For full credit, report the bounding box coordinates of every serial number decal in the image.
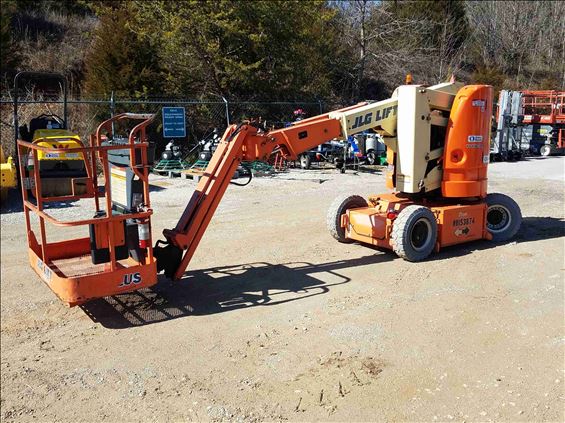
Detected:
[466,144,482,149]
[453,217,475,227]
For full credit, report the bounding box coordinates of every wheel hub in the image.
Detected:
[487,205,511,233]
[410,218,431,251]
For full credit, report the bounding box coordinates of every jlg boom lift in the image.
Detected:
[18,81,521,306]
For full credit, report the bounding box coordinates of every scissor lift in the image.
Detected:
[17,114,158,306]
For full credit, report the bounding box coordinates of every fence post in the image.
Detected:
[110,91,115,135]
[222,96,230,126]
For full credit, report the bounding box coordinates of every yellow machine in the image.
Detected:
[26,128,87,196]
[0,146,17,203]
[14,71,87,197]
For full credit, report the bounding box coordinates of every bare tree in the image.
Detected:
[433,12,469,83]
[333,0,431,98]
[466,0,565,89]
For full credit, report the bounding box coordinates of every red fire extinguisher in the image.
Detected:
[137,219,150,249]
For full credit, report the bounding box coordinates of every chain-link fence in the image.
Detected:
[0,96,327,160]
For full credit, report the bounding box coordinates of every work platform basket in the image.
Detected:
[17,113,158,306]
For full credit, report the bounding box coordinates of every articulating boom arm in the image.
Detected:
[154,80,466,280]
[154,82,465,280]
[154,101,396,280]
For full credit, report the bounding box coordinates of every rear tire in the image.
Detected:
[327,194,367,243]
[391,205,437,261]
[199,151,212,161]
[540,144,552,157]
[485,193,521,242]
[366,150,376,165]
[334,157,344,169]
[300,154,311,169]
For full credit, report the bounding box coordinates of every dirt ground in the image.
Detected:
[1,157,564,422]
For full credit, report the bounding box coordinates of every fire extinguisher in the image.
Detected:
[23,152,36,191]
[137,219,150,249]
[26,151,35,171]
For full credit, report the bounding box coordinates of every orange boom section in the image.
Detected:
[442,85,493,198]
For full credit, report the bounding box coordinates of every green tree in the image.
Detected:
[0,0,19,85]
[134,0,349,101]
[14,0,93,15]
[83,2,164,98]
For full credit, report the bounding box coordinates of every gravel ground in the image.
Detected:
[1,157,564,422]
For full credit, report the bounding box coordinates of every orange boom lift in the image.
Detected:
[19,82,521,306]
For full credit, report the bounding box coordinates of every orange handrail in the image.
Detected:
[18,113,156,273]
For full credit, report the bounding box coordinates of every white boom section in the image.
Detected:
[329,97,398,138]
[330,82,463,193]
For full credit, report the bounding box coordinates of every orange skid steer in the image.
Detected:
[18,82,521,306]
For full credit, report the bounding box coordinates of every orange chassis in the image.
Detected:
[344,193,492,251]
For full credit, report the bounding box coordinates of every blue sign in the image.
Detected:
[162,107,186,138]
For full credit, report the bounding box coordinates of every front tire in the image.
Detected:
[327,194,367,243]
[485,193,521,242]
[391,205,438,261]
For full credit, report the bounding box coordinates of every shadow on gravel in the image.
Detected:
[1,189,24,213]
[508,156,562,162]
[81,254,389,329]
[80,217,562,328]
[435,216,565,260]
[349,165,384,175]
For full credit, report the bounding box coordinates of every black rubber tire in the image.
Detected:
[391,205,438,261]
[485,193,522,242]
[327,194,367,243]
[334,157,344,169]
[300,154,311,169]
[540,144,552,157]
[366,150,376,165]
[199,151,212,161]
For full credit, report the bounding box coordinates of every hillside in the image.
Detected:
[2,0,564,102]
